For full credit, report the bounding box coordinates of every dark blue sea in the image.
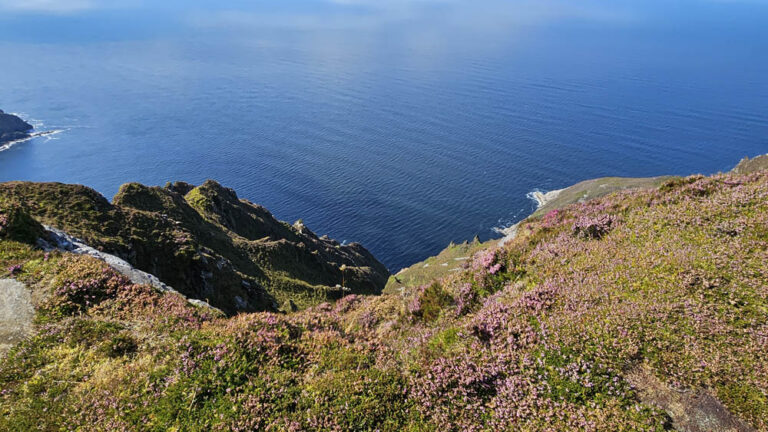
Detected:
[1,0,767,270]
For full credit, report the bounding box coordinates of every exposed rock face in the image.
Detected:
[38,224,223,313]
[0,180,389,314]
[0,110,33,144]
[627,365,757,432]
[0,279,34,358]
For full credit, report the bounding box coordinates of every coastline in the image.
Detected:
[0,130,64,153]
[527,188,564,209]
[496,187,563,246]
[386,171,694,291]
[488,155,768,259]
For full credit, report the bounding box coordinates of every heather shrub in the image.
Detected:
[98,333,138,358]
[358,309,379,330]
[470,297,511,342]
[454,282,476,316]
[48,256,132,316]
[8,263,22,275]
[410,282,453,323]
[410,352,504,429]
[572,214,615,239]
[541,209,562,229]
[294,367,417,431]
[659,175,699,192]
[537,348,630,406]
[717,382,768,424]
[470,248,519,295]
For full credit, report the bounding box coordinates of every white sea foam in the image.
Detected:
[526,188,563,209]
[0,129,65,153]
[489,188,564,247]
[490,206,530,246]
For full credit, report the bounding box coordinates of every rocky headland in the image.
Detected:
[0,110,33,144]
[0,179,389,314]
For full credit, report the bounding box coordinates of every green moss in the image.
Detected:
[184,186,213,213]
[386,239,490,293]
[0,205,44,244]
[717,382,768,425]
[426,327,462,357]
[298,368,419,431]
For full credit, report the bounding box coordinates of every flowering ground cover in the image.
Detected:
[1,170,766,431]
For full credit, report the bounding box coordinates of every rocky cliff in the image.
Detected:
[0,180,388,313]
[0,110,33,144]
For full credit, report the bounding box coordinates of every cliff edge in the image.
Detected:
[0,180,389,313]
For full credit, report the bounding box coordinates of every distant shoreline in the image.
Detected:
[0,130,63,153]
[527,188,564,209]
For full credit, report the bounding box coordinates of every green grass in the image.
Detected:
[385,239,491,293]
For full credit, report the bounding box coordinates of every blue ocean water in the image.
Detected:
[1,0,767,270]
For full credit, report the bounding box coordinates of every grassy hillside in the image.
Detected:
[733,154,768,175]
[385,238,493,293]
[389,176,674,293]
[1,169,766,431]
[530,176,674,218]
[0,180,388,313]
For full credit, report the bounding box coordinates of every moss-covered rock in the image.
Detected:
[0,205,44,244]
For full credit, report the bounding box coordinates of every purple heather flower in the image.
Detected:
[8,264,22,275]
[572,214,615,239]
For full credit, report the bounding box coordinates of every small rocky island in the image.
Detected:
[0,110,33,144]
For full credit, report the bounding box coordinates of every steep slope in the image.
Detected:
[0,180,388,313]
[1,168,766,431]
[387,176,674,293]
[389,156,764,294]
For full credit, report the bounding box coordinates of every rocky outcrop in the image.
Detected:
[0,180,390,314]
[0,110,33,144]
[0,279,34,358]
[732,154,768,174]
[38,225,223,313]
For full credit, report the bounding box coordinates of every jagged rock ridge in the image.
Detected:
[0,180,389,314]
